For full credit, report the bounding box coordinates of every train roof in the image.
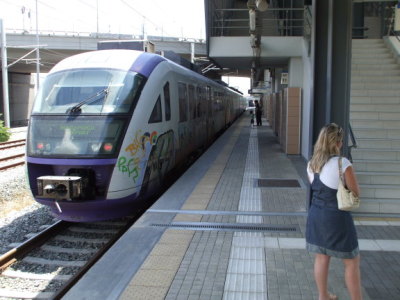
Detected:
[49,50,166,78]
[48,50,243,95]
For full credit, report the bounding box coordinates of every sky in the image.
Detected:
[0,0,206,39]
[0,0,250,94]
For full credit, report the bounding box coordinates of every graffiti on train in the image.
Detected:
[118,130,158,182]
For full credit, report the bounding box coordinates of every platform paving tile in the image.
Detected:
[122,116,399,299]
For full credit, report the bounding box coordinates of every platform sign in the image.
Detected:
[281,72,288,85]
[249,88,268,94]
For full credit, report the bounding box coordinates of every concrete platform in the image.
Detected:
[63,115,400,300]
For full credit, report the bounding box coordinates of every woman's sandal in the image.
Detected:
[328,293,338,300]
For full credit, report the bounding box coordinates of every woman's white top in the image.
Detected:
[307,156,352,189]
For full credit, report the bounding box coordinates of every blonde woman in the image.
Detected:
[306,123,362,300]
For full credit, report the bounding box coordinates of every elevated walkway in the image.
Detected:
[63,114,400,300]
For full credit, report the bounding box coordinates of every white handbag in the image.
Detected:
[337,157,360,211]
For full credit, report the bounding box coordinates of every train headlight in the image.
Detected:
[37,176,82,200]
[103,143,113,152]
[90,143,101,152]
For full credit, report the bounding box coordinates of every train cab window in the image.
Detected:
[32,69,145,114]
[148,96,162,123]
[163,82,171,121]
[188,84,196,120]
[178,82,188,122]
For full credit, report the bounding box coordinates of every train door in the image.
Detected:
[140,82,175,196]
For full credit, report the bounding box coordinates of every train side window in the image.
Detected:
[178,82,188,122]
[188,84,195,120]
[206,86,212,116]
[148,96,162,123]
[163,82,171,121]
[196,86,202,118]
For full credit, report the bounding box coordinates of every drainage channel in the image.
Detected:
[151,222,299,233]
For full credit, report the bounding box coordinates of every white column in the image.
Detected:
[1,19,10,127]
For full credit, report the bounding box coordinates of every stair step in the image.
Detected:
[360,184,400,199]
[351,76,400,83]
[351,64,400,71]
[357,198,400,214]
[353,159,400,172]
[352,39,384,46]
[352,57,395,65]
[351,96,400,105]
[351,119,400,129]
[351,52,394,59]
[351,69,400,76]
[353,149,400,160]
[355,138,400,149]
[350,103,400,113]
[352,48,391,54]
[352,128,400,139]
[357,172,400,185]
[350,111,400,121]
[351,88,400,96]
[351,82,400,90]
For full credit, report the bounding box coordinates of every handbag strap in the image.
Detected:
[338,156,345,185]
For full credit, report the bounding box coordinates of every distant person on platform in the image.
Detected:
[255,100,262,126]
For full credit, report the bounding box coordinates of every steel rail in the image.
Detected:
[0,139,26,146]
[0,161,25,171]
[0,142,26,151]
[0,153,24,162]
[52,219,138,300]
[0,220,70,273]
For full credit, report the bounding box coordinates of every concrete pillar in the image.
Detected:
[311,0,352,157]
[288,57,303,87]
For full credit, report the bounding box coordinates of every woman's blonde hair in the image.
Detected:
[309,123,344,173]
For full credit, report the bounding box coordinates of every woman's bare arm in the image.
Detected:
[344,166,360,197]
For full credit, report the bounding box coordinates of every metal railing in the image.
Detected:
[385,4,400,42]
[209,7,306,37]
[347,124,357,163]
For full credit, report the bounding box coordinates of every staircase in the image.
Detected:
[350,38,400,214]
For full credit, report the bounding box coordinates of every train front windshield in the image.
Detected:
[28,68,145,158]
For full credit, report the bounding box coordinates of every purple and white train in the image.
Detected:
[26,49,245,222]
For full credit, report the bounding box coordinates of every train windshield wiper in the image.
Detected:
[67,88,109,113]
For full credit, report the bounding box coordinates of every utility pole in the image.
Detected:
[35,0,40,91]
[0,19,11,127]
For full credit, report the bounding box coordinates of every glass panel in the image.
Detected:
[188,85,197,120]
[178,82,188,122]
[27,116,126,158]
[164,82,171,121]
[32,69,144,114]
[149,96,162,123]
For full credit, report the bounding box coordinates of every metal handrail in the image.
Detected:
[348,124,357,163]
[386,5,400,42]
[304,5,312,56]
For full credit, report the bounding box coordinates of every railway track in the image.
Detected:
[0,139,26,171]
[0,217,138,299]
[0,154,25,171]
[0,139,26,151]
